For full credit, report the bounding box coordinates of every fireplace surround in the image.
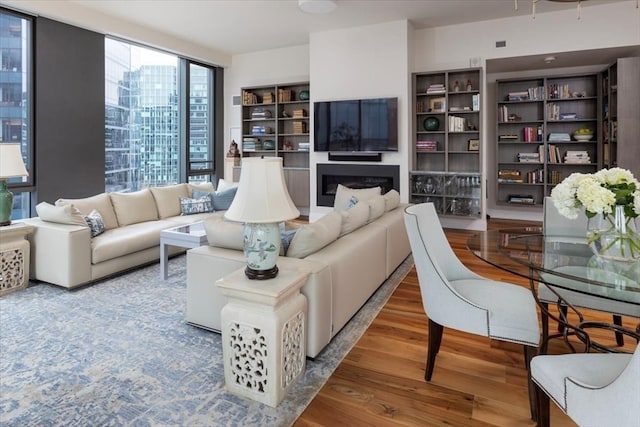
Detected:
[316,163,400,207]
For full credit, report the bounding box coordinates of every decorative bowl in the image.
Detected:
[423,116,439,131]
[298,90,310,101]
[573,133,593,141]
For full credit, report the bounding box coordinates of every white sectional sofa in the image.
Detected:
[22,182,220,289]
[186,187,411,358]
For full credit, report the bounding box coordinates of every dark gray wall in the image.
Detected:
[34,18,105,206]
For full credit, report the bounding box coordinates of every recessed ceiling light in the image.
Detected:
[544,56,556,63]
[298,0,337,14]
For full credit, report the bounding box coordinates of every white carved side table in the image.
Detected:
[216,267,309,407]
[0,222,34,296]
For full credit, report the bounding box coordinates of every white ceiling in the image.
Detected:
[62,0,628,56]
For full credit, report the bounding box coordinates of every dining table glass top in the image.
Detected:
[466,227,640,305]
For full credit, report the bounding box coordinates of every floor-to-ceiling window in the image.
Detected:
[0,9,32,220]
[105,38,217,192]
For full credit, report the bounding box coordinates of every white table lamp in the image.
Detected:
[224,157,300,279]
[0,143,29,226]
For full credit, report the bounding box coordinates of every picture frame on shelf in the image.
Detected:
[467,138,479,151]
[429,97,446,113]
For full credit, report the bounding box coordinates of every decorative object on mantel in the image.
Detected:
[551,167,640,262]
[0,143,29,226]
[224,157,300,279]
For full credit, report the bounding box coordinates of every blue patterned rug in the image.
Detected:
[0,255,412,426]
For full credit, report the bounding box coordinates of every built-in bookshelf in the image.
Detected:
[411,68,482,218]
[496,73,601,207]
[238,82,310,209]
[601,57,640,178]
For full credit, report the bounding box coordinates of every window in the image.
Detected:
[105,38,217,192]
[0,10,32,220]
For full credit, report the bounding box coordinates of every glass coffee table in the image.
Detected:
[160,222,208,279]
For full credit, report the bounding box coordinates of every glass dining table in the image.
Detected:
[466,227,640,353]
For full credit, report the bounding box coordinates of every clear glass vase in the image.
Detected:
[587,205,640,262]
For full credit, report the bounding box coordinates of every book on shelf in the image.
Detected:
[548,132,571,142]
[559,112,577,120]
[508,194,535,204]
[518,152,540,163]
[472,94,480,111]
[499,134,519,141]
[498,169,523,183]
[426,83,446,94]
[522,126,543,142]
[564,150,591,163]
[506,91,529,101]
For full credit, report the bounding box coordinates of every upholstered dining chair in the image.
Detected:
[531,343,640,427]
[403,203,540,418]
[540,197,640,351]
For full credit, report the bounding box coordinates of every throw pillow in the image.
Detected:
[333,184,381,212]
[280,229,297,255]
[36,202,87,226]
[287,211,342,259]
[180,196,214,215]
[211,187,238,211]
[192,189,214,205]
[204,215,244,250]
[339,200,369,236]
[383,189,401,211]
[56,193,119,230]
[83,209,106,237]
[367,195,386,223]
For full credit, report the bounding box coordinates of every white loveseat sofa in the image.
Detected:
[22,182,220,289]
[186,187,411,358]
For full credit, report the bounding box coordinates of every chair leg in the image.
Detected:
[524,345,538,422]
[540,302,550,354]
[534,382,550,427]
[613,315,624,346]
[425,319,443,382]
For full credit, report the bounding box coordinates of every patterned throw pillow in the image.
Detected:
[83,209,106,237]
[180,196,214,215]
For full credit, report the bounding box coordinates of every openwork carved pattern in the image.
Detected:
[0,249,25,290]
[282,311,305,388]
[228,321,268,393]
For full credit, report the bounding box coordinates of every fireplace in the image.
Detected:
[316,163,400,207]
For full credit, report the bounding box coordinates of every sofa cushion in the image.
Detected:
[188,182,215,196]
[83,209,106,237]
[110,189,159,226]
[56,193,119,230]
[384,189,401,211]
[150,184,190,218]
[367,195,386,223]
[91,220,174,264]
[204,215,244,250]
[333,184,381,212]
[180,196,214,215]
[339,200,369,236]
[287,211,342,259]
[36,202,87,226]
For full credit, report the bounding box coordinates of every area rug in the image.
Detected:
[0,255,413,426]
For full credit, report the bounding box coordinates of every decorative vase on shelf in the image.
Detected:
[586,205,640,262]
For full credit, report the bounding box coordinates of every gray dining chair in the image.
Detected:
[404,203,540,419]
[540,197,640,351]
[531,342,640,427]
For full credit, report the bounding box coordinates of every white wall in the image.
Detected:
[308,20,411,219]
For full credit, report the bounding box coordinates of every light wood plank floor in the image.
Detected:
[294,218,638,427]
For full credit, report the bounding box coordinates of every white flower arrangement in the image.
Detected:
[550,167,640,220]
[551,168,640,260]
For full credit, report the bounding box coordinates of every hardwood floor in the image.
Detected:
[294,218,638,427]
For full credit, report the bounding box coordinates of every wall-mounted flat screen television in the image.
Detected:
[314,97,398,152]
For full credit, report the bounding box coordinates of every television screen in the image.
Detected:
[314,97,398,152]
